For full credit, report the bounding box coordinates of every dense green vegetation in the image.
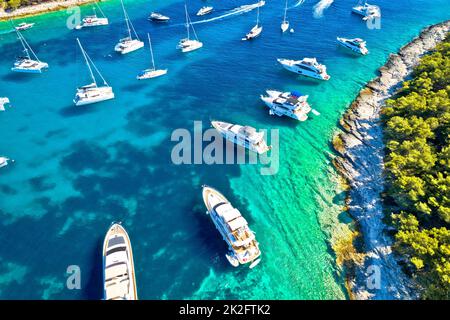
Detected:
[383,34,450,299]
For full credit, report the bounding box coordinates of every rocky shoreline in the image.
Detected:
[333,20,450,300]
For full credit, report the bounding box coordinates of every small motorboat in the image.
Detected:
[15,22,34,31]
[196,6,213,16]
[149,12,170,22]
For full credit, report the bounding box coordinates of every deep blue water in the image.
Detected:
[0,0,449,299]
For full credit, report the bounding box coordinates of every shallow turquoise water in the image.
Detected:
[0,0,449,299]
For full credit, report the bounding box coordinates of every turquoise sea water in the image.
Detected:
[0,0,449,299]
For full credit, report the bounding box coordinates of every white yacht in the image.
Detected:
[177,3,203,53]
[211,121,270,154]
[149,12,170,22]
[281,0,289,33]
[75,4,108,29]
[15,22,34,31]
[260,90,312,121]
[197,6,213,16]
[352,0,380,20]
[277,57,330,81]
[11,29,48,73]
[202,186,261,269]
[337,37,369,55]
[0,97,10,112]
[115,0,144,54]
[0,157,11,168]
[242,4,262,41]
[74,38,114,106]
[103,223,137,300]
[137,33,168,80]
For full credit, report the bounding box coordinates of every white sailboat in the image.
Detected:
[11,28,48,73]
[114,0,144,54]
[281,0,289,33]
[137,33,168,80]
[74,38,114,106]
[75,3,109,29]
[177,3,203,53]
[242,5,263,41]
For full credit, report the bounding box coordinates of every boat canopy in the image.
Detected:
[105,263,128,281]
[221,208,241,222]
[228,216,248,231]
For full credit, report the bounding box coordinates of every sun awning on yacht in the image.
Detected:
[228,216,248,231]
[105,263,128,281]
[221,208,241,222]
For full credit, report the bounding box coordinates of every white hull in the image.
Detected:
[197,7,213,16]
[0,157,11,168]
[242,25,262,41]
[277,58,330,81]
[74,86,115,106]
[261,98,308,121]
[281,21,289,33]
[115,39,144,54]
[76,18,109,29]
[11,60,48,73]
[137,68,167,80]
[178,40,203,53]
[337,37,369,55]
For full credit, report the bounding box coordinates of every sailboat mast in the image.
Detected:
[283,0,288,22]
[77,38,97,86]
[16,30,30,60]
[256,6,260,26]
[120,0,132,39]
[148,33,156,70]
[185,3,190,40]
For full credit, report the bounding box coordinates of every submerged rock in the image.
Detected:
[333,20,450,300]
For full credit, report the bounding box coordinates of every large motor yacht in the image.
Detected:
[211,121,270,154]
[260,90,312,121]
[202,186,261,269]
[103,223,137,300]
[352,0,381,20]
[277,57,330,80]
[337,37,369,55]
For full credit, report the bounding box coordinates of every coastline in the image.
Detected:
[332,20,450,300]
[0,0,103,21]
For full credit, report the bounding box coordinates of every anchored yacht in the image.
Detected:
[149,12,170,22]
[211,121,270,154]
[281,0,289,33]
[0,97,10,111]
[352,0,380,20]
[260,90,312,121]
[11,28,48,73]
[202,186,261,269]
[277,57,330,80]
[337,37,369,55]
[242,4,263,41]
[15,22,34,31]
[74,38,114,106]
[75,4,108,29]
[115,0,144,54]
[177,3,203,53]
[0,156,11,168]
[197,6,213,16]
[103,223,137,300]
[137,33,168,80]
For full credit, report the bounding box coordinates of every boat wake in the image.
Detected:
[313,0,334,18]
[190,1,265,25]
[289,0,306,9]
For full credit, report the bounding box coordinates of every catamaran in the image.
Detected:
[281,0,289,33]
[202,186,261,269]
[242,3,263,41]
[11,28,48,73]
[103,223,138,300]
[137,33,168,80]
[0,97,10,112]
[337,37,369,55]
[75,3,109,29]
[74,38,114,106]
[352,0,380,20]
[177,3,203,53]
[277,57,330,80]
[15,22,34,31]
[211,120,271,154]
[260,90,312,121]
[115,0,144,54]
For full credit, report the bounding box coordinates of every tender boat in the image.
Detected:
[11,29,48,73]
[103,223,138,300]
[337,37,369,55]
[260,90,312,121]
[149,12,170,22]
[211,121,270,154]
[277,57,330,80]
[75,4,108,29]
[137,33,168,80]
[202,186,261,268]
[242,4,262,41]
[281,0,289,33]
[0,97,10,111]
[15,22,34,31]
[0,156,11,168]
[196,6,213,16]
[115,0,144,54]
[74,38,114,106]
[177,3,203,53]
[352,0,381,20]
